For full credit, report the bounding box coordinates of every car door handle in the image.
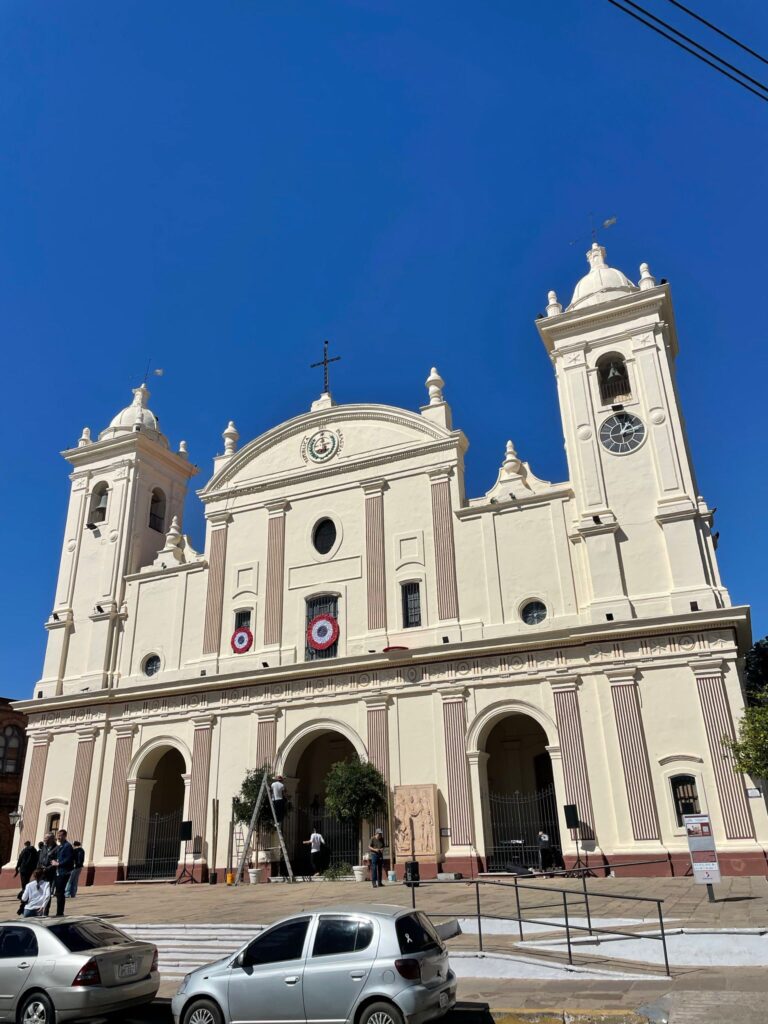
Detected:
[17,963,31,970]
[284,976,300,985]
[350,972,365,980]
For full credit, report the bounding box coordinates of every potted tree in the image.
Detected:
[232,764,277,883]
[324,756,387,882]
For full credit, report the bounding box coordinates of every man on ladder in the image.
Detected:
[234,773,295,885]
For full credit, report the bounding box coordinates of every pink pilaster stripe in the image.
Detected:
[264,514,286,646]
[553,687,596,840]
[255,718,278,769]
[67,735,96,844]
[19,741,50,846]
[442,698,472,845]
[189,723,214,856]
[611,683,660,841]
[365,492,387,631]
[202,528,228,655]
[697,674,754,840]
[430,478,459,621]
[104,732,135,857]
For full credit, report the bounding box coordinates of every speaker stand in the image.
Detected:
[563,826,596,878]
[173,840,198,884]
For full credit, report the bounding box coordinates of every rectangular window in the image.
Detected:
[235,610,251,630]
[671,775,700,827]
[395,913,444,954]
[306,595,339,660]
[401,582,422,629]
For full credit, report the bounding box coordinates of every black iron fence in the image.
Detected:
[126,809,182,881]
[282,803,363,874]
[487,784,562,871]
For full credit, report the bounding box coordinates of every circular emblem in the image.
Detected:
[231,626,253,654]
[301,429,343,464]
[307,614,339,651]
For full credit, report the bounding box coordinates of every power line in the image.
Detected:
[661,0,768,67]
[620,0,768,94]
[606,0,768,103]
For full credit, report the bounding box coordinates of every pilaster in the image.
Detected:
[440,687,472,846]
[202,511,232,656]
[362,481,388,632]
[606,668,660,841]
[429,468,460,621]
[549,675,596,841]
[263,500,290,648]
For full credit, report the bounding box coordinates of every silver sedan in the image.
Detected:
[0,916,159,1023]
[172,904,456,1024]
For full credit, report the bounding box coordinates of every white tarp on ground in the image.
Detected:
[522,929,768,966]
[456,915,651,935]
[448,951,666,981]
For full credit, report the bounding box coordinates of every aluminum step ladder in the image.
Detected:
[234,775,294,884]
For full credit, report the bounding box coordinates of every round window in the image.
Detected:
[143,654,161,677]
[313,518,337,555]
[521,601,547,626]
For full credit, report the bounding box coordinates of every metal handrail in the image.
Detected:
[407,876,671,977]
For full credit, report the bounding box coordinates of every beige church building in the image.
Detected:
[8,243,767,885]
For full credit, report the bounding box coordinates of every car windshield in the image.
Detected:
[49,921,133,952]
[395,913,443,954]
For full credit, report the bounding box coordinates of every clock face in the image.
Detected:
[599,413,646,454]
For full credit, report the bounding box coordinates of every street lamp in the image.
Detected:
[8,806,22,829]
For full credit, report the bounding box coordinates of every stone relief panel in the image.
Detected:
[393,784,439,861]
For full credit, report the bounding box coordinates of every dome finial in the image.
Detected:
[546,290,562,317]
[425,367,445,405]
[587,241,607,269]
[78,426,92,447]
[638,262,656,290]
[223,421,239,456]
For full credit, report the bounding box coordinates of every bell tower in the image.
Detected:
[537,244,728,623]
[38,385,198,698]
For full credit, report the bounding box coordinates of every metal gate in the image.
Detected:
[487,784,562,871]
[283,803,361,874]
[126,809,183,880]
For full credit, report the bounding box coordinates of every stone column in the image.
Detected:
[255,709,280,768]
[121,777,155,871]
[362,481,388,632]
[202,512,232,655]
[550,677,596,840]
[189,717,215,859]
[429,469,460,621]
[607,669,660,842]
[441,688,472,845]
[104,725,137,858]
[67,727,98,844]
[466,750,490,859]
[694,660,754,840]
[263,500,289,647]
[19,732,51,847]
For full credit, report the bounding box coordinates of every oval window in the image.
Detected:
[313,518,337,555]
[143,654,161,677]
[521,601,547,626]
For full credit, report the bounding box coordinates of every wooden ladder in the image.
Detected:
[234,775,294,885]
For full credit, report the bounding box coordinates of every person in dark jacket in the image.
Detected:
[50,829,75,917]
[65,842,85,898]
[14,842,39,915]
[36,834,57,914]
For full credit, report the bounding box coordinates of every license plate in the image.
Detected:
[439,992,449,1008]
[118,961,138,979]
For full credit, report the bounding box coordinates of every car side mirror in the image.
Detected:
[235,951,247,968]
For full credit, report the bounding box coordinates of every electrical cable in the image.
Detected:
[605,0,768,103]
[661,0,768,67]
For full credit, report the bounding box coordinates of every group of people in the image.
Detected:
[13,831,86,917]
[304,825,388,886]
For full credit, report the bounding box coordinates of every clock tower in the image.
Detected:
[537,243,727,623]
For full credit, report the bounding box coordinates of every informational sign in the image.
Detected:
[683,813,721,885]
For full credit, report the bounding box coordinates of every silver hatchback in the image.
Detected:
[0,916,159,1023]
[172,904,456,1024]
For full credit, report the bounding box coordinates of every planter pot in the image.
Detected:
[352,865,367,883]
[248,867,263,885]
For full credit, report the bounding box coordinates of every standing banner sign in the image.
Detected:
[683,813,721,885]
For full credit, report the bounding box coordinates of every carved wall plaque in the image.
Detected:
[393,784,439,861]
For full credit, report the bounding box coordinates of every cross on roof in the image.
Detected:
[310,340,341,395]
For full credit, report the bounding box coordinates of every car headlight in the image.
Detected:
[177,974,191,995]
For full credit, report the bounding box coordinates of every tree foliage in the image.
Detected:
[745,636,768,706]
[232,765,277,830]
[728,705,768,780]
[324,755,387,826]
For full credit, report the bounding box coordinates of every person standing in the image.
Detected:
[270,775,286,824]
[537,830,552,873]
[37,834,57,915]
[50,828,75,917]
[368,828,386,888]
[20,869,51,918]
[15,841,39,909]
[303,825,325,876]
[65,841,85,898]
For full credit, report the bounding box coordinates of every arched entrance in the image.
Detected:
[280,727,360,873]
[126,745,186,880]
[484,714,562,871]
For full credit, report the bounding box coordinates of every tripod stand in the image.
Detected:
[563,824,595,878]
[174,828,198,884]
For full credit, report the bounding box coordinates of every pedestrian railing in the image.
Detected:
[407,876,671,977]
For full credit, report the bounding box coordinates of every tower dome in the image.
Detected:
[567,242,637,311]
[98,384,168,446]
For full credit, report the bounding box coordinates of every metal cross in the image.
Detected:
[310,340,341,394]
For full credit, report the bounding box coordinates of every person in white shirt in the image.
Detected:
[270,776,286,824]
[21,869,51,917]
[303,825,326,875]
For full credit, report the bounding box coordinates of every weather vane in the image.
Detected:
[142,359,165,384]
[310,340,341,395]
[571,214,618,247]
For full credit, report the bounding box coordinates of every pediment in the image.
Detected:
[201,403,458,498]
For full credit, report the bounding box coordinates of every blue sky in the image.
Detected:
[2,1,766,699]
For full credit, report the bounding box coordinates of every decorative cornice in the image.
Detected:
[428,466,454,483]
[207,511,233,528]
[112,723,138,738]
[362,694,392,710]
[548,673,581,692]
[255,707,281,722]
[658,753,704,767]
[691,658,726,679]
[605,667,639,686]
[192,714,216,730]
[76,727,99,741]
[265,499,291,516]
[438,685,469,702]
[361,479,388,496]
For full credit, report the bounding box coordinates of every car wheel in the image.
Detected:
[19,992,55,1024]
[359,1001,405,1024]
[182,998,224,1024]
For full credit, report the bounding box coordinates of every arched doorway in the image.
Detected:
[281,728,359,873]
[126,745,186,880]
[485,714,562,871]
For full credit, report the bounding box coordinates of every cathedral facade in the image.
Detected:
[9,244,767,884]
